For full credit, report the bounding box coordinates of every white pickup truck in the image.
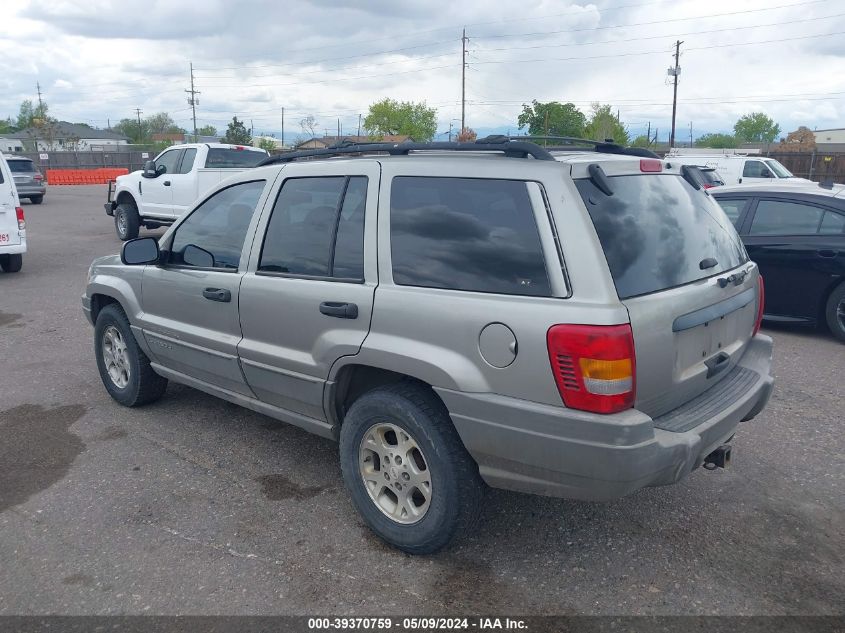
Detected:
[105,143,268,240]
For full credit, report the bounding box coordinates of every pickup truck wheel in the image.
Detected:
[825,282,845,343]
[0,254,22,273]
[115,203,140,241]
[94,304,167,406]
[29,195,43,204]
[339,382,484,555]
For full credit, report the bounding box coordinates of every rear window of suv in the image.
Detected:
[7,159,35,173]
[576,174,747,299]
[205,148,266,168]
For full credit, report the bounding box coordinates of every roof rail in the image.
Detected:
[257,137,557,166]
[493,135,661,159]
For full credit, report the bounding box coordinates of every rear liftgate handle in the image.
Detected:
[319,302,358,319]
[202,288,231,302]
[705,351,731,379]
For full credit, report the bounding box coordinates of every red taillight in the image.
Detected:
[15,207,25,231]
[753,276,765,336]
[640,159,663,173]
[547,324,636,414]
[702,183,715,189]
[235,145,245,151]
[34,173,43,182]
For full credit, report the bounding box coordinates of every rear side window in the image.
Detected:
[749,200,824,235]
[205,148,266,168]
[576,174,747,299]
[178,148,197,174]
[820,211,845,234]
[390,177,550,296]
[7,160,34,173]
[714,198,747,227]
[258,176,366,280]
[170,180,265,269]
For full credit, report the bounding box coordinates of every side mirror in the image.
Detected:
[121,237,160,265]
[142,160,158,178]
[183,244,215,268]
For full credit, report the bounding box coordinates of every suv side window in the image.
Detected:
[155,149,182,175]
[169,180,265,269]
[715,198,747,227]
[390,177,550,296]
[178,148,197,174]
[258,176,367,280]
[749,199,824,235]
[820,211,845,234]
[743,161,772,178]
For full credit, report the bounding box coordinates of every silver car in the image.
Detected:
[5,156,46,204]
[83,138,774,553]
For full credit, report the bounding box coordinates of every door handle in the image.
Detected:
[202,287,231,302]
[319,301,358,319]
[163,180,171,186]
[818,249,837,258]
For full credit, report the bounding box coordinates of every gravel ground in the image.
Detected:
[0,185,842,616]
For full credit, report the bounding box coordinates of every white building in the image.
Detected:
[813,128,845,144]
[4,121,130,152]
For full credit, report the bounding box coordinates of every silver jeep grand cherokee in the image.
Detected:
[83,137,774,554]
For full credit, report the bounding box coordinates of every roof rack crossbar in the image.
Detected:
[257,139,557,166]
[485,135,661,159]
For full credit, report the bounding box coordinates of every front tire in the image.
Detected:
[339,382,484,554]
[114,202,140,241]
[0,253,22,273]
[825,282,845,343]
[94,304,167,406]
[29,195,43,205]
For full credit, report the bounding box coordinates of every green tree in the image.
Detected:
[222,116,252,144]
[363,99,437,141]
[196,124,217,137]
[0,117,13,134]
[630,135,652,148]
[695,133,738,149]
[734,112,780,143]
[145,112,183,135]
[16,99,49,129]
[113,117,147,143]
[584,103,628,144]
[517,100,586,138]
[257,137,277,152]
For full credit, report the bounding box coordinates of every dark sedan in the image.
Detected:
[712,182,845,342]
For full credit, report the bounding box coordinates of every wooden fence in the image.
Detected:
[765,151,845,183]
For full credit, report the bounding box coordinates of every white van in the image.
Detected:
[667,149,809,186]
[0,153,26,273]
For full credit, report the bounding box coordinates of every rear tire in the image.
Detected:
[0,254,22,273]
[29,195,43,205]
[824,282,845,343]
[94,304,167,406]
[339,382,484,555]
[115,202,140,241]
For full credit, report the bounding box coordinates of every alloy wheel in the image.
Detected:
[102,325,131,388]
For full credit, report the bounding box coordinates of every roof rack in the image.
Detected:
[257,137,557,166]
[502,135,661,158]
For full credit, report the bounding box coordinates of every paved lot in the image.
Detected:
[0,185,842,616]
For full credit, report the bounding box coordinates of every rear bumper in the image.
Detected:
[0,242,26,255]
[437,334,774,501]
[16,185,46,196]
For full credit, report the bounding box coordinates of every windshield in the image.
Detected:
[204,148,266,168]
[765,159,793,178]
[699,169,724,185]
[7,159,35,173]
[576,174,748,299]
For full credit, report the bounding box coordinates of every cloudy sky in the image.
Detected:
[1,0,843,142]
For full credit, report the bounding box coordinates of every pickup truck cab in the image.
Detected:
[105,143,267,240]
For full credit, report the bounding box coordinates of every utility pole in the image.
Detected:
[251,119,254,139]
[281,107,285,147]
[461,27,468,133]
[358,114,362,138]
[668,40,683,149]
[337,118,341,138]
[36,81,44,115]
[544,109,549,146]
[689,121,693,147]
[646,121,651,146]
[135,108,143,142]
[185,62,200,142]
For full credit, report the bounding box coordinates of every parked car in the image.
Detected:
[667,150,807,186]
[105,143,268,241]
[4,155,46,204]
[84,139,774,553]
[698,166,725,189]
[0,153,26,272]
[712,182,845,342]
